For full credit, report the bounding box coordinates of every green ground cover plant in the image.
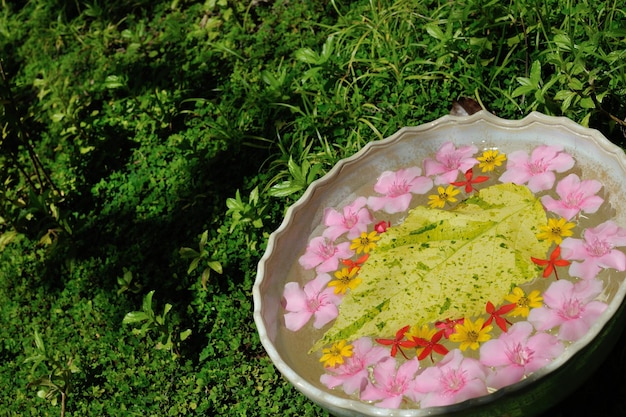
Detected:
[1,0,625,415]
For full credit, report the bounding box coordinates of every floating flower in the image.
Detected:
[483,301,515,332]
[323,197,373,241]
[298,236,354,273]
[411,330,449,362]
[319,340,354,368]
[350,231,381,254]
[435,317,464,338]
[528,279,607,341]
[451,168,489,193]
[477,149,506,172]
[498,145,575,192]
[479,322,563,389]
[328,267,362,294]
[536,217,575,245]
[374,220,391,233]
[449,317,492,351]
[367,167,433,214]
[341,253,369,271]
[560,220,626,280]
[428,185,460,209]
[531,245,571,280]
[406,324,437,359]
[504,287,542,318]
[423,142,479,185]
[375,325,416,359]
[541,173,604,220]
[360,357,421,408]
[283,274,341,331]
[412,349,488,408]
[320,337,389,395]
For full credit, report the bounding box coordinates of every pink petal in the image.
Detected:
[560,237,588,260]
[409,175,434,194]
[395,357,421,382]
[317,242,354,273]
[412,366,441,393]
[498,166,531,186]
[568,259,602,280]
[436,169,463,185]
[303,274,332,298]
[367,194,412,213]
[547,150,575,172]
[540,195,579,220]
[486,366,525,389]
[283,282,308,312]
[284,310,312,331]
[371,357,398,389]
[578,195,604,214]
[599,250,626,271]
[507,149,531,166]
[528,307,562,332]
[479,339,509,367]
[312,300,339,328]
[423,158,447,176]
[525,333,564,372]
[527,171,556,192]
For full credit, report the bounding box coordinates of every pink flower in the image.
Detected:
[560,220,626,279]
[320,337,389,395]
[498,145,574,192]
[423,142,478,185]
[322,197,373,241]
[367,167,433,213]
[298,236,354,273]
[360,357,421,408]
[479,322,563,389]
[412,349,488,408]
[527,279,607,341]
[283,274,341,331]
[541,173,603,220]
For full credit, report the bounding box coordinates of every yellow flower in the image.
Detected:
[350,231,380,254]
[477,149,506,172]
[406,324,437,358]
[428,185,460,209]
[504,287,543,318]
[536,217,576,245]
[449,317,492,351]
[319,340,353,368]
[329,267,362,294]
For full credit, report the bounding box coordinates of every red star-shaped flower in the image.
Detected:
[375,325,416,359]
[531,245,571,280]
[411,330,449,362]
[483,301,515,332]
[451,168,489,193]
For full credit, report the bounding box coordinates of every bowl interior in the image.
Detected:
[253,111,626,416]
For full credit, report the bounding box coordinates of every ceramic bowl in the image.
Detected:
[253,111,626,417]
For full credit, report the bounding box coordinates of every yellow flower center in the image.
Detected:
[517,296,530,308]
[466,330,479,343]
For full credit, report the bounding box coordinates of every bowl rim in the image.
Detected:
[252,110,626,416]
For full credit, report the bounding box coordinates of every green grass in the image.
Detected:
[1,0,625,415]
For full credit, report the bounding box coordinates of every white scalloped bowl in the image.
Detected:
[253,111,626,417]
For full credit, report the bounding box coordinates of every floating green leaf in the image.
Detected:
[311,183,549,352]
